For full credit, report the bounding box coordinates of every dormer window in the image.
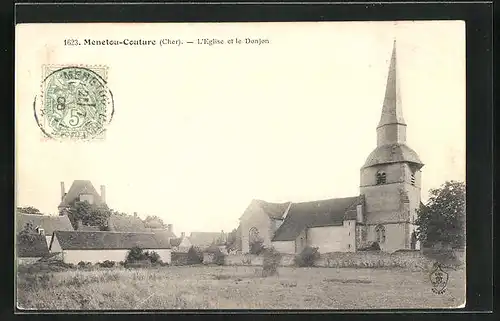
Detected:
[376,171,387,185]
[36,227,45,236]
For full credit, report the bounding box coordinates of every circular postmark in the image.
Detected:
[34,66,114,141]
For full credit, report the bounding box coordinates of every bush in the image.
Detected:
[358,242,381,251]
[187,246,203,265]
[77,261,93,268]
[295,246,320,267]
[124,260,152,269]
[98,260,115,268]
[126,247,162,265]
[144,251,161,265]
[205,245,226,266]
[126,246,146,263]
[262,247,282,277]
[249,240,265,255]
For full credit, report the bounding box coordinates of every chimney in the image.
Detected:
[181,232,185,238]
[100,185,106,203]
[133,212,137,218]
[60,182,66,201]
[166,224,173,233]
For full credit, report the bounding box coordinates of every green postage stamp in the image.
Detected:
[34,65,114,141]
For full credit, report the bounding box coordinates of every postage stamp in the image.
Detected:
[34,65,114,141]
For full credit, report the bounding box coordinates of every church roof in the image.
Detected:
[378,40,406,128]
[240,199,291,220]
[272,196,362,242]
[59,180,105,208]
[16,213,74,235]
[363,143,423,168]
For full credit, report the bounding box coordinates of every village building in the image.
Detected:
[58,180,107,216]
[239,42,423,254]
[169,232,192,253]
[188,231,227,250]
[16,213,73,246]
[49,231,172,264]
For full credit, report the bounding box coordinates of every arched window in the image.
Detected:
[375,225,386,243]
[249,227,260,244]
[376,171,387,185]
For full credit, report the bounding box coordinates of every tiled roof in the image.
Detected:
[78,225,101,232]
[52,231,171,250]
[16,213,74,235]
[188,232,222,248]
[272,196,362,242]
[108,214,149,232]
[149,228,176,239]
[59,180,105,208]
[240,199,290,220]
[363,144,423,169]
[17,234,49,257]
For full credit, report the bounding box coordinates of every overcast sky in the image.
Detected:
[16,21,465,235]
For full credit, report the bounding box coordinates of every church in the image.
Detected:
[239,41,424,253]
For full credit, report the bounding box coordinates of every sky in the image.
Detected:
[15,21,466,235]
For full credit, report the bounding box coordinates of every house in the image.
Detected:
[170,232,192,253]
[49,231,172,264]
[58,180,107,215]
[108,213,149,232]
[16,213,73,247]
[239,41,423,253]
[188,231,226,250]
[16,233,49,264]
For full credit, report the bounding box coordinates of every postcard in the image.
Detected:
[15,21,466,310]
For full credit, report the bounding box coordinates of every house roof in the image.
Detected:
[189,232,223,248]
[240,199,290,220]
[52,231,171,250]
[108,214,149,232]
[17,234,49,257]
[16,213,74,235]
[59,180,105,208]
[363,144,423,169]
[272,196,362,242]
[149,228,176,239]
[77,225,101,232]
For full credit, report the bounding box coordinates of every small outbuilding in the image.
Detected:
[49,230,172,264]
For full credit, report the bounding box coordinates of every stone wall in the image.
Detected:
[220,250,464,271]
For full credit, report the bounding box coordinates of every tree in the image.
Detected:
[415,180,466,249]
[17,206,42,215]
[18,222,39,243]
[143,215,165,229]
[67,201,111,230]
[225,228,238,251]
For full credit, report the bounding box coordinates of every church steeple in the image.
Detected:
[376,40,407,146]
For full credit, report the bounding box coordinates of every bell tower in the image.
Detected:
[359,40,424,252]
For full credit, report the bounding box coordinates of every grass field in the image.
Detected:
[17,265,465,310]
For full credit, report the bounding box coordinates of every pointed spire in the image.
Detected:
[377,39,406,128]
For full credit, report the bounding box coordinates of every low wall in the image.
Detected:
[221,250,464,271]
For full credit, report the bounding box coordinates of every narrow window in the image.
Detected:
[375,225,386,244]
[376,171,387,185]
[348,244,351,249]
[410,173,416,186]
